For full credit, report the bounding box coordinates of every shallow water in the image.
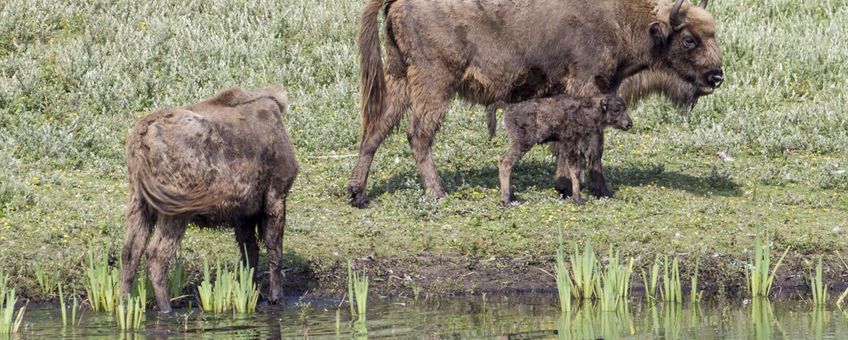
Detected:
[11,295,848,339]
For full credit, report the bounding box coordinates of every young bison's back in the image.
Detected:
[126,85,298,221]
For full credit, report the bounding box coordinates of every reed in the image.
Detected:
[348,260,369,319]
[598,250,633,312]
[810,256,827,307]
[641,257,661,303]
[85,249,120,312]
[837,287,848,310]
[569,242,599,300]
[197,259,257,314]
[747,235,789,298]
[59,283,68,326]
[690,257,703,303]
[0,288,26,335]
[169,254,188,298]
[33,262,58,297]
[555,239,572,313]
[662,257,682,303]
[116,295,145,330]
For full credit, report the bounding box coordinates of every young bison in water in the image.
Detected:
[121,85,298,313]
[498,92,631,206]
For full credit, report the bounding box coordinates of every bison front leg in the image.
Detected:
[145,217,187,313]
[262,194,288,304]
[119,194,154,297]
[587,131,613,198]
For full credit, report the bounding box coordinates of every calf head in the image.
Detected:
[600,94,632,131]
[651,0,724,95]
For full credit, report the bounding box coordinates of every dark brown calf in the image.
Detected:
[121,85,298,313]
[499,93,631,206]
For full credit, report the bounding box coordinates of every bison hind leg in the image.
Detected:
[235,219,261,282]
[146,216,187,313]
[120,194,155,297]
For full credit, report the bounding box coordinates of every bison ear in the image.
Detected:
[649,22,670,53]
[594,75,611,94]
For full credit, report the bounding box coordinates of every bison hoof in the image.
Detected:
[554,179,573,197]
[590,186,613,199]
[573,196,585,206]
[348,186,370,209]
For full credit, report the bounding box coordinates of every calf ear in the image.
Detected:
[649,22,670,54]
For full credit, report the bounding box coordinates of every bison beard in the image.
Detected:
[121,85,298,313]
[348,0,723,207]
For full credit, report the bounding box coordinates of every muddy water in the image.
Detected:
[12,295,848,339]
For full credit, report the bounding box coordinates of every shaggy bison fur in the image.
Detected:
[121,85,298,313]
[498,90,632,206]
[348,0,723,208]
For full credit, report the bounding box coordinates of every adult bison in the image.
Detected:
[348,0,723,207]
[120,85,298,313]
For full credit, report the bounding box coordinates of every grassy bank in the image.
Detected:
[1,0,847,301]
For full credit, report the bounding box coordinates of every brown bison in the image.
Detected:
[497,81,632,206]
[348,0,723,207]
[120,85,298,313]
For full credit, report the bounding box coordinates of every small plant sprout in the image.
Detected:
[198,258,213,312]
[233,260,259,314]
[598,250,634,312]
[811,256,827,307]
[348,260,369,320]
[747,235,789,298]
[570,242,599,300]
[690,257,703,303]
[85,249,120,312]
[116,295,145,330]
[59,283,68,327]
[555,233,572,313]
[169,253,188,298]
[197,258,258,314]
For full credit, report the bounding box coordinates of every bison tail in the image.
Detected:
[358,0,387,140]
[126,119,218,217]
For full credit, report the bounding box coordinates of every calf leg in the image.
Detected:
[145,216,187,313]
[552,142,573,197]
[567,149,585,206]
[348,76,409,208]
[587,131,613,198]
[499,142,531,205]
[262,190,289,304]
[120,194,154,297]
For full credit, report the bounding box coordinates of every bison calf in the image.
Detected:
[121,85,298,313]
[498,93,631,206]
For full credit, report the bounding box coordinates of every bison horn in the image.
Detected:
[699,0,709,8]
[670,0,685,30]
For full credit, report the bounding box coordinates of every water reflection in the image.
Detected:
[11,295,848,338]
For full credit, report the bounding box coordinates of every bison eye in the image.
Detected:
[683,36,697,49]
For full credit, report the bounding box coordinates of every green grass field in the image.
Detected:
[1,0,847,300]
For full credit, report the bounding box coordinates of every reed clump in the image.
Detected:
[747,235,789,298]
[116,295,145,330]
[662,257,682,303]
[810,256,827,307]
[85,249,120,312]
[0,283,26,335]
[555,238,572,314]
[197,258,258,314]
[348,260,369,320]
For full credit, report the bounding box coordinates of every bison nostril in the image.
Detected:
[706,69,725,87]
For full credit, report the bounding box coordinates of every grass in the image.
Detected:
[747,235,790,298]
[0,0,847,299]
[810,256,827,307]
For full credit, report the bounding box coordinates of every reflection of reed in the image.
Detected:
[556,301,634,340]
[810,308,827,340]
[750,298,783,340]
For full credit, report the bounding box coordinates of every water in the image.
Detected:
[12,295,848,339]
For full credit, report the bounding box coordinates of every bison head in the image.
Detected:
[651,0,724,96]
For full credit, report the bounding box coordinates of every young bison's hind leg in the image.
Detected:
[566,147,585,206]
[499,142,531,206]
[146,216,187,313]
[119,193,154,297]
